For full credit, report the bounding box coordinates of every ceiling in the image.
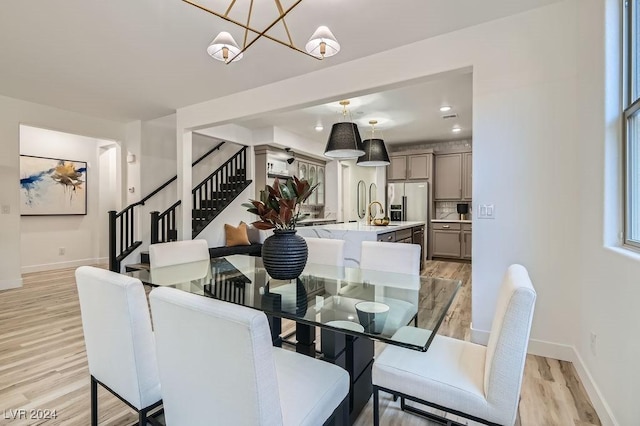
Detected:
[0,0,561,122]
[236,71,473,145]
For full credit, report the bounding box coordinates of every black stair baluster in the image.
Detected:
[130,208,134,249]
[120,211,124,254]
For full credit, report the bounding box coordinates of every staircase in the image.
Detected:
[108,143,252,272]
[190,146,250,238]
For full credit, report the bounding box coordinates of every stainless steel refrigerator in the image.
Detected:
[387,181,431,256]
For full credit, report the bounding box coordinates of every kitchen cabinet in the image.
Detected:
[388,154,432,181]
[297,160,325,206]
[388,156,408,180]
[253,146,325,205]
[462,224,472,259]
[316,166,325,206]
[412,225,425,270]
[434,154,462,200]
[308,164,317,205]
[432,222,472,260]
[408,154,431,180]
[462,152,472,200]
[434,152,472,201]
[376,225,425,269]
[298,162,308,180]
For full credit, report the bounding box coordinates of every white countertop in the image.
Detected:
[303,220,425,234]
[431,219,473,224]
[299,218,336,224]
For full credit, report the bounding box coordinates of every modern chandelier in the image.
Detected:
[182,0,340,64]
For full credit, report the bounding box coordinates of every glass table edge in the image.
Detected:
[131,264,462,352]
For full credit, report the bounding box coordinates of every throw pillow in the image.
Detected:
[245,222,261,244]
[224,222,251,247]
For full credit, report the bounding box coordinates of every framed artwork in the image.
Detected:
[19,155,87,216]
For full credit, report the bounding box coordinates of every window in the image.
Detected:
[625,0,640,248]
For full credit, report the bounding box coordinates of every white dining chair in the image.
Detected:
[372,264,536,426]
[304,237,345,267]
[75,266,162,426]
[149,286,350,426]
[148,239,211,286]
[360,240,421,275]
[359,241,421,328]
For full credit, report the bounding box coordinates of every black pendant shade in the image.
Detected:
[357,138,391,166]
[324,122,365,158]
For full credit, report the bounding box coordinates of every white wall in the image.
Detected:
[98,144,118,259]
[0,95,125,289]
[342,159,378,222]
[573,1,637,424]
[19,126,116,272]
[175,2,627,424]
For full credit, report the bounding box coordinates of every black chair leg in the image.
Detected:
[373,387,380,426]
[90,376,98,426]
[138,408,147,425]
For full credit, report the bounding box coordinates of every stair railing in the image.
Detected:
[151,146,248,241]
[108,141,225,271]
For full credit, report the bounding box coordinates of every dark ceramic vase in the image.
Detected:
[261,229,308,280]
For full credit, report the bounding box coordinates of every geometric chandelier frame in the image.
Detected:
[182,0,323,64]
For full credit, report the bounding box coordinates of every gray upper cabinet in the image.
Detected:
[388,156,407,180]
[434,153,463,200]
[407,154,431,180]
[389,153,432,181]
[462,152,472,200]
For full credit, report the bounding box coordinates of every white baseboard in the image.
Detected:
[470,323,489,344]
[21,258,107,274]
[471,324,617,425]
[571,348,618,426]
[0,277,23,290]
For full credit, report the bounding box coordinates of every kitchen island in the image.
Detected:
[296,221,425,267]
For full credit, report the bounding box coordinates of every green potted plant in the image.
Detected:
[243,176,318,279]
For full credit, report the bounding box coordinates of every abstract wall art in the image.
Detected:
[20,155,87,216]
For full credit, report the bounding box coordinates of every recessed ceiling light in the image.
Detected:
[440,106,452,112]
[452,126,462,133]
[315,125,324,132]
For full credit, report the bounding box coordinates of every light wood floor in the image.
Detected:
[0,262,600,425]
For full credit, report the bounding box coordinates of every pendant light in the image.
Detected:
[324,100,365,159]
[357,120,390,167]
[305,26,341,58]
[207,31,243,63]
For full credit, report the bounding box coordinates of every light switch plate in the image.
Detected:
[478,204,495,219]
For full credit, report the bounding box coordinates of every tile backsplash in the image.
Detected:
[391,139,472,153]
[435,201,472,220]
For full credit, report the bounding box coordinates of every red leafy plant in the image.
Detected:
[243,176,318,230]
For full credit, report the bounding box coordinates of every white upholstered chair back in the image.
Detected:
[149,287,283,426]
[304,237,345,266]
[75,266,161,410]
[484,264,537,424]
[360,241,421,275]
[148,239,211,285]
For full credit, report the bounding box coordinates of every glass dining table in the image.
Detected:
[128,255,460,422]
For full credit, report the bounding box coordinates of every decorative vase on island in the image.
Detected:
[261,229,308,280]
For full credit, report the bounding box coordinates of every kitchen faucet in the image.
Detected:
[367,201,384,225]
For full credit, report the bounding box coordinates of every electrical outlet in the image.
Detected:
[58,247,66,256]
[1,205,9,214]
[590,332,597,356]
